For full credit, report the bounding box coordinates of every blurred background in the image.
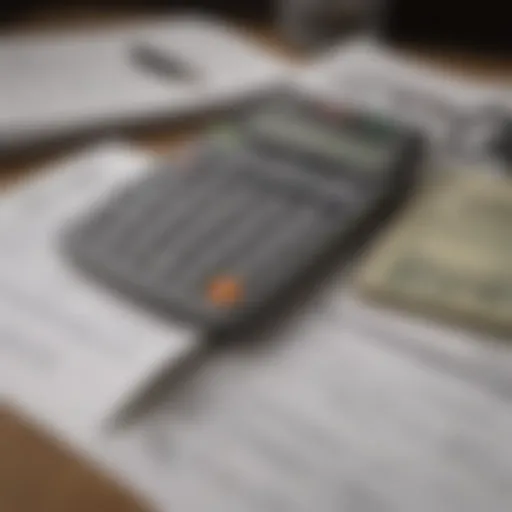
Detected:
[0,0,371,47]
[2,0,511,52]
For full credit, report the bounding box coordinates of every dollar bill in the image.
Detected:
[356,170,512,336]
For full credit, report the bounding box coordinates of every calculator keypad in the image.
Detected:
[67,150,355,328]
[65,97,422,332]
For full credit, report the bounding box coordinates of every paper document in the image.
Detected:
[295,39,511,170]
[96,286,512,511]
[0,15,290,150]
[0,143,200,439]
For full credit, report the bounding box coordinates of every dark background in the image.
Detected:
[1,0,273,25]
[5,0,512,57]
[381,0,512,55]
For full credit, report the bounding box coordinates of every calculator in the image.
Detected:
[64,92,424,333]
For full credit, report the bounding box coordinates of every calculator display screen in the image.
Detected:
[248,110,397,171]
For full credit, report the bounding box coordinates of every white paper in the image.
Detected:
[96,288,512,512]
[0,15,290,149]
[0,143,199,439]
[294,38,511,170]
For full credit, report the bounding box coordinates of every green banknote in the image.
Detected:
[357,171,512,336]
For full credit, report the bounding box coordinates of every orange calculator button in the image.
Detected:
[207,276,244,307]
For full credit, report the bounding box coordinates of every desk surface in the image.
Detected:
[2,10,512,512]
[0,408,149,512]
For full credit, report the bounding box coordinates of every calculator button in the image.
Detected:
[207,276,244,308]
[178,193,286,287]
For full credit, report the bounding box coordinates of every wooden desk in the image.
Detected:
[0,408,149,512]
[1,11,512,511]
